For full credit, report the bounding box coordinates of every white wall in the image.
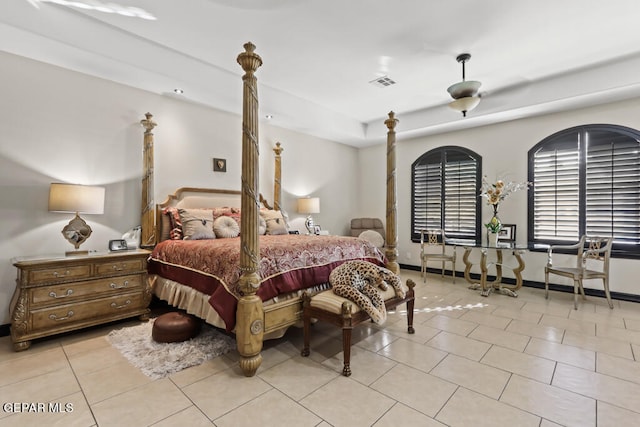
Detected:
[0,52,358,324]
[359,97,640,296]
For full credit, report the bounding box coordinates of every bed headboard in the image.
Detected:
[155,187,271,243]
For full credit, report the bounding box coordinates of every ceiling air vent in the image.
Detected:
[369,76,396,88]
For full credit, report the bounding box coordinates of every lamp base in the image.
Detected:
[65,250,89,256]
[61,212,93,252]
[305,215,316,235]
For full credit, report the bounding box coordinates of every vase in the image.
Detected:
[488,232,498,247]
[488,204,501,232]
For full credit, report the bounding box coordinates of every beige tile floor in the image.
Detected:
[2,269,640,426]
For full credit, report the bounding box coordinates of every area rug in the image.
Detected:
[107,319,236,379]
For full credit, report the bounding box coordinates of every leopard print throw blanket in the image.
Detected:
[329,260,406,324]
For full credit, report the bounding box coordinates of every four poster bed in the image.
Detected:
[140,43,401,377]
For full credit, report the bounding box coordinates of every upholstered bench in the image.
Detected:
[301,278,415,376]
[152,311,201,343]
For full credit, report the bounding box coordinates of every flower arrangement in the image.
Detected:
[480,176,531,233]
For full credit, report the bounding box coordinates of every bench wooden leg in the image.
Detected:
[407,296,415,334]
[342,325,353,377]
[301,311,311,357]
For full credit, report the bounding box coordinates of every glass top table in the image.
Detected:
[453,241,528,298]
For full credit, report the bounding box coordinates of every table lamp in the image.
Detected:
[49,183,105,255]
[297,197,320,235]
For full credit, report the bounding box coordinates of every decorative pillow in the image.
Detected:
[179,209,215,240]
[280,209,291,230]
[162,207,183,240]
[213,215,240,238]
[260,209,288,235]
[212,207,240,221]
[358,230,384,248]
[160,210,172,241]
[259,217,267,235]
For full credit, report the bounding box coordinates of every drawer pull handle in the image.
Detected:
[53,270,71,278]
[111,264,125,271]
[110,280,129,289]
[49,289,73,299]
[111,300,131,309]
[49,311,74,321]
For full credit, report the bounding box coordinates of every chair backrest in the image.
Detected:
[577,235,612,273]
[421,229,447,254]
[350,218,385,238]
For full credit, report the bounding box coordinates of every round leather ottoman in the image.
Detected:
[152,312,201,343]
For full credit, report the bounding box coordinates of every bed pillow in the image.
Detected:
[212,207,241,222]
[260,209,288,235]
[179,208,215,240]
[162,207,183,240]
[160,209,172,241]
[358,230,384,248]
[259,216,267,235]
[213,215,240,238]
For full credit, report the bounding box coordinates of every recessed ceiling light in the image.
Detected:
[265,114,273,120]
[173,88,184,94]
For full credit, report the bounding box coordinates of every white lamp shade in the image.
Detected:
[447,80,481,99]
[448,96,481,113]
[49,183,105,214]
[297,197,320,214]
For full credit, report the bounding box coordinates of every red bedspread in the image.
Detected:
[148,234,385,331]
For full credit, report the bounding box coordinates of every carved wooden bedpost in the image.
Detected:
[140,112,157,248]
[384,111,399,274]
[273,142,283,211]
[236,42,264,377]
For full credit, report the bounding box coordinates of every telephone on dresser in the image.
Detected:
[122,226,141,249]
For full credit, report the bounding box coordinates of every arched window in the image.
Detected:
[411,146,482,243]
[528,124,640,257]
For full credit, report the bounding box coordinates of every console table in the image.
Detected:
[461,243,527,297]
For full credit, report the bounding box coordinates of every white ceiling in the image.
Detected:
[3,0,640,146]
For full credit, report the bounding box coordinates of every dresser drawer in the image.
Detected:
[28,265,91,285]
[95,258,145,276]
[30,274,143,305]
[31,292,145,330]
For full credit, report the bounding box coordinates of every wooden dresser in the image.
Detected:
[10,250,152,351]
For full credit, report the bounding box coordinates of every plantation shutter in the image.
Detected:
[586,131,640,245]
[412,147,480,242]
[529,124,640,255]
[412,154,442,237]
[532,138,580,241]
[443,152,478,238]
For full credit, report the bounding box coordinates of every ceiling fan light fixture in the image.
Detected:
[447,53,481,117]
[447,80,482,99]
[448,96,481,117]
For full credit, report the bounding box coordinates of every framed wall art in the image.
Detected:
[498,224,516,242]
[213,158,227,172]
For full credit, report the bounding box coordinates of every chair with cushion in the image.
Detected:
[358,230,384,249]
[350,218,385,238]
[545,235,613,310]
[420,229,456,283]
